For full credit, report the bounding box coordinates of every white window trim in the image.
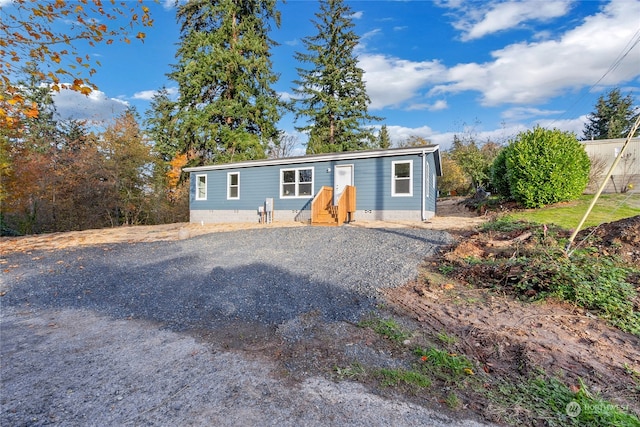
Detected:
[195,174,207,201]
[227,172,240,200]
[280,167,314,199]
[391,160,413,197]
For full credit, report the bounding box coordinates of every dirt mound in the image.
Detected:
[578,215,640,263]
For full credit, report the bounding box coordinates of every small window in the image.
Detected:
[281,167,314,198]
[196,174,207,200]
[227,172,239,200]
[392,161,412,196]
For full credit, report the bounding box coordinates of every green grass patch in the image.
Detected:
[548,251,640,335]
[445,392,462,409]
[488,376,640,427]
[504,193,640,229]
[334,362,366,380]
[375,367,432,389]
[481,215,533,233]
[414,347,476,383]
[436,331,457,346]
[359,317,410,344]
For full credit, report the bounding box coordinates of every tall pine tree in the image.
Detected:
[377,125,391,149]
[169,0,284,165]
[145,87,177,162]
[583,88,639,140]
[293,0,381,154]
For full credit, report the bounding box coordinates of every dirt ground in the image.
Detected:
[384,213,640,421]
[2,199,639,424]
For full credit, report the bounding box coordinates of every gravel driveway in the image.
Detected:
[1,226,492,426]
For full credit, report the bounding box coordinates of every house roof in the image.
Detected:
[183,145,441,174]
[582,137,640,146]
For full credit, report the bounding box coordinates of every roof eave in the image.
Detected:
[183,145,440,172]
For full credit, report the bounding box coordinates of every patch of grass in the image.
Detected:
[445,392,462,409]
[334,362,366,380]
[436,331,457,346]
[359,317,410,344]
[375,367,432,389]
[548,251,640,335]
[481,216,531,233]
[414,347,475,383]
[438,264,455,275]
[488,376,640,427]
[505,193,640,229]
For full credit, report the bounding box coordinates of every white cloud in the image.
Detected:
[387,125,435,145]
[350,11,364,20]
[432,0,640,106]
[501,107,564,121]
[387,116,587,151]
[428,99,448,111]
[453,0,574,41]
[358,1,640,116]
[534,115,588,136]
[278,91,294,102]
[405,100,449,112]
[132,90,159,101]
[359,54,447,110]
[361,28,382,41]
[132,87,178,100]
[53,88,129,122]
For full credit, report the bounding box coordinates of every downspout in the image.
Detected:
[421,150,426,221]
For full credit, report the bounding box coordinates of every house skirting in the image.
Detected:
[190,209,436,224]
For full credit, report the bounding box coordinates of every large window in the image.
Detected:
[281,167,314,198]
[227,172,239,200]
[196,174,207,200]
[392,161,412,196]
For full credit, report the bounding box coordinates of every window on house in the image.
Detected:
[392,161,412,196]
[196,174,207,200]
[227,172,239,199]
[281,167,314,198]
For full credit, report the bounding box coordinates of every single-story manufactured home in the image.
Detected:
[583,137,639,193]
[183,145,442,225]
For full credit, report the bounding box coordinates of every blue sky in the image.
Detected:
[9,0,640,153]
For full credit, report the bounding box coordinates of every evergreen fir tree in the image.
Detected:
[293,0,381,154]
[169,0,284,165]
[378,125,391,149]
[145,87,177,162]
[583,88,639,140]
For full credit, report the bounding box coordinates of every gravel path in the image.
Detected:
[1,226,493,426]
